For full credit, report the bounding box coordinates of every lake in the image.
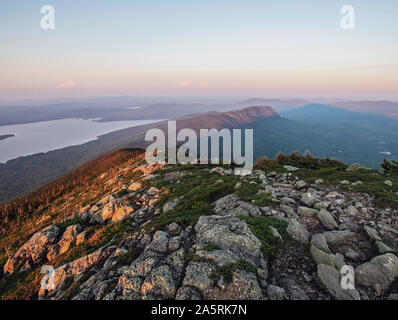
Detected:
[0,118,161,163]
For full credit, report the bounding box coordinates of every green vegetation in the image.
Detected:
[235,181,277,206]
[115,189,128,198]
[381,159,398,175]
[210,259,257,284]
[146,167,240,230]
[239,215,287,258]
[56,216,88,233]
[203,242,221,252]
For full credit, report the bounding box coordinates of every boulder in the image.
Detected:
[317,209,338,230]
[3,225,60,275]
[317,264,360,300]
[323,230,356,245]
[286,220,309,243]
[41,245,115,297]
[364,226,381,241]
[214,194,262,218]
[194,215,262,265]
[355,254,398,293]
[140,265,177,299]
[300,192,317,207]
[58,224,82,255]
[163,198,181,213]
[298,206,318,217]
[267,285,288,300]
[146,231,169,253]
[310,245,346,270]
[311,234,331,254]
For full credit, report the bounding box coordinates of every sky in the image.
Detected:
[0,0,397,102]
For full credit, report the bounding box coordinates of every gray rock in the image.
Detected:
[195,215,262,265]
[317,264,360,300]
[346,205,359,217]
[311,234,331,253]
[182,262,216,296]
[165,249,185,273]
[298,206,318,217]
[146,231,169,253]
[168,236,181,251]
[375,241,395,254]
[141,265,177,299]
[294,180,307,190]
[310,245,346,270]
[384,180,393,187]
[280,204,298,219]
[314,201,331,210]
[364,226,382,241]
[214,194,262,218]
[355,254,398,293]
[317,209,338,230]
[323,230,356,245]
[175,286,202,300]
[286,220,310,243]
[300,192,317,207]
[163,198,181,213]
[267,285,287,300]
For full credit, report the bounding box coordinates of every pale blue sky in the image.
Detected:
[0,0,397,100]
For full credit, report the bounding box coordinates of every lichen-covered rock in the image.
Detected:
[146,231,169,253]
[176,286,203,300]
[213,194,262,218]
[194,215,262,265]
[141,265,177,299]
[41,245,115,297]
[163,198,181,213]
[182,262,216,296]
[4,225,60,275]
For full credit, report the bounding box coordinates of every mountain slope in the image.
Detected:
[0,151,397,300]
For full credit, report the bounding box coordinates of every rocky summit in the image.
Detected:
[0,149,398,301]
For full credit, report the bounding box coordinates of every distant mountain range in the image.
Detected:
[1,103,398,203]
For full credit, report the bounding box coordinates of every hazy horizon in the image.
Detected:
[1,0,398,102]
